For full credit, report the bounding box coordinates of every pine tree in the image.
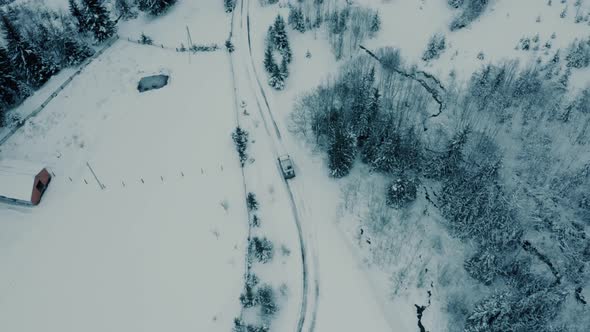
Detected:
[327,122,356,177]
[137,0,177,16]
[0,47,22,125]
[81,0,115,42]
[69,0,87,32]
[0,13,56,87]
[115,0,137,20]
[263,43,275,73]
[372,131,401,173]
[288,6,305,32]
[282,39,292,64]
[232,126,249,166]
[279,57,289,80]
[268,62,284,90]
[351,68,375,140]
[357,87,380,147]
[369,12,381,35]
[272,15,288,53]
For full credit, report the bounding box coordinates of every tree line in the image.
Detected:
[291,46,590,330]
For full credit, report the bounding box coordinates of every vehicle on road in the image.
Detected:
[278,155,296,179]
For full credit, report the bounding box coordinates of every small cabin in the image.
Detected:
[0,159,51,206]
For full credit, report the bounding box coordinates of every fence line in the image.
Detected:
[0,35,120,146]
[120,35,221,53]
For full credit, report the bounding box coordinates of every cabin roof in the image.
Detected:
[0,159,46,202]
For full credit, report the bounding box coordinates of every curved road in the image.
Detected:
[232,1,319,331]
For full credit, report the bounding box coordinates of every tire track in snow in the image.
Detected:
[242,1,319,331]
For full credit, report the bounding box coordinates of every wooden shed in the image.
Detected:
[0,159,51,206]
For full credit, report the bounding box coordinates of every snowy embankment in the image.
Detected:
[0,37,247,332]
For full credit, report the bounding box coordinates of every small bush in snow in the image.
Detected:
[232,126,249,167]
[251,214,261,227]
[139,33,153,45]
[249,237,274,263]
[224,0,236,13]
[369,11,381,36]
[256,284,278,317]
[518,37,531,51]
[225,39,235,53]
[422,33,446,61]
[246,325,269,332]
[280,244,291,256]
[246,192,259,211]
[233,318,246,332]
[190,44,219,52]
[239,273,259,308]
[386,176,418,209]
[448,0,464,8]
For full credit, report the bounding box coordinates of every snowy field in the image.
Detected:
[1,0,589,331]
[0,40,247,331]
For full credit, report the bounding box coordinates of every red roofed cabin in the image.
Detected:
[0,160,51,206]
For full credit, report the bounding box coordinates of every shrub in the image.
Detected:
[249,237,274,263]
[225,39,235,52]
[448,0,464,8]
[224,0,236,13]
[256,285,278,317]
[239,284,256,307]
[232,127,249,167]
[139,33,153,45]
[233,318,246,332]
[422,33,446,61]
[246,192,259,211]
[251,214,261,227]
[386,176,418,208]
[239,273,259,308]
[246,325,269,332]
[137,0,177,15]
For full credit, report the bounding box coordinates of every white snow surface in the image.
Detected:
[0,6,248,329]
[1,0,589,331]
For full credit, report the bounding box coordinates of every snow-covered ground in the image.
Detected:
[362,0,590,86]
[1,0,589,331]
[0,15,248,332]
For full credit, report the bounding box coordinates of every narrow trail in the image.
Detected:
[236,1,319,331]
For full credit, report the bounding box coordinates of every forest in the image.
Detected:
[287,1,590,330]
